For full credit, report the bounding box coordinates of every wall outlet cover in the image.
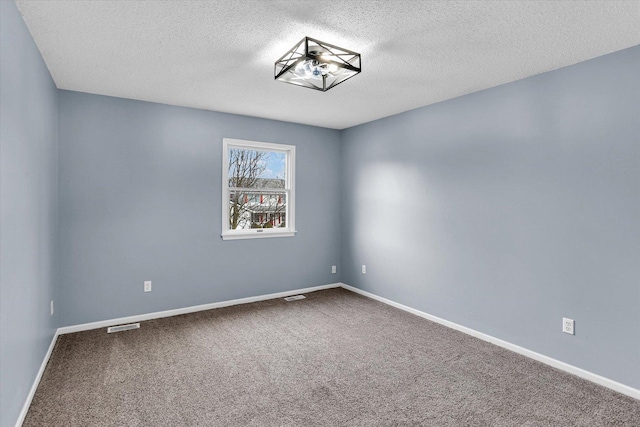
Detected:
[144,281,152,292]
[332,265,337,274]
[563,317,574,335]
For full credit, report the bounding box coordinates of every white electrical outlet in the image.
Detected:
[144,281,152,292]
[332,265,337,274]
[50,300,54,316]
[563,317,574,335]
[362,265,366,274]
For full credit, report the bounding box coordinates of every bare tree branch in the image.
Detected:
[228,149,286,230]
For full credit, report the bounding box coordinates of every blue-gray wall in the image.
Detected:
[340,46,640,389]
[0,1,59,426]
[58,91,342,327]
[1,4,638,423]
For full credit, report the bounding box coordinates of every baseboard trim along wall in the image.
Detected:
[17,283,341,427]
[57,283,341,335]
[339,283,639,401]
[18,280,637,426]
[16,331,59,427]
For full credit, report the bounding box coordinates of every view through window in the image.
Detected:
[222,139,295,240]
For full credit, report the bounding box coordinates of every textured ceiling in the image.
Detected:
[15,0,640,129]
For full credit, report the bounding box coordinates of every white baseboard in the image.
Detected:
[17,283,340,426]
[15,330,59,427]
[339,283,639,400]
[57,283,341,335]
[18,281,637,427]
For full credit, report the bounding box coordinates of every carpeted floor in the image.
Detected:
[24,288,639,426]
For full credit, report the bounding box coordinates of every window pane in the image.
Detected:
[228,148,286,189]
[228,191,287,230]
[222,138,294,240]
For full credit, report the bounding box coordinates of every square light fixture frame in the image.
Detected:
[274,37,361,92]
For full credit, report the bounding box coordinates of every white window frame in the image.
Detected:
[221,138,296,240]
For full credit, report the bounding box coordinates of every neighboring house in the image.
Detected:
[231,178,286,229]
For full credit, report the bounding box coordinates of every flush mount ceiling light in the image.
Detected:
[275,37,361,92]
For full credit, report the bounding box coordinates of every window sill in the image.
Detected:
[221,230,297,241]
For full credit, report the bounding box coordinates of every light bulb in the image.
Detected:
[293,59,328,80]
[306,62,318,78]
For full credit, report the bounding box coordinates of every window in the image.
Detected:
[222,138,295,240]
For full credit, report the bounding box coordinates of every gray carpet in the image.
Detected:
[24,288,639,426]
